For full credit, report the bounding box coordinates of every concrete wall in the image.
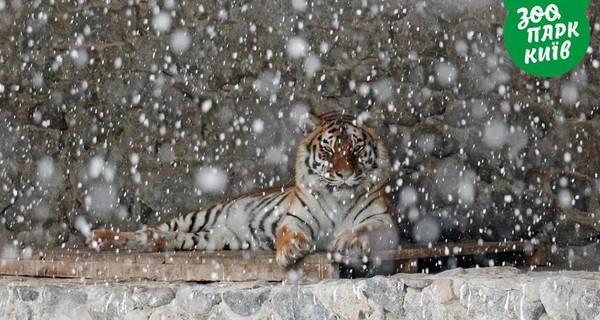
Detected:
[1,267,600,319]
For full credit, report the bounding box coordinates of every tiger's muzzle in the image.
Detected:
[328,137,362,186]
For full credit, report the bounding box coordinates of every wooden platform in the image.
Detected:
[0,241,545,282]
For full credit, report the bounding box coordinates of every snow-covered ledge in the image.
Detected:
[1,267,599,319]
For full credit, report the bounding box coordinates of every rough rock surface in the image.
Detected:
[0,267,599,319]
[0,0,599,269]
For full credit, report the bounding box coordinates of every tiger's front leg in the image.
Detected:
[275,222,315,267]
[332,227,371,261]
[332,220,398,263]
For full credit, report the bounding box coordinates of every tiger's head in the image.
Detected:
[295,112,390,199]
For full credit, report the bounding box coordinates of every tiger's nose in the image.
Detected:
[334,169,352,180]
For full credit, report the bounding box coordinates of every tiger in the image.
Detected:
[90,111,399,267]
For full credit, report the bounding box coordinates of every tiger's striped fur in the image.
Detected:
[91,111,399,266]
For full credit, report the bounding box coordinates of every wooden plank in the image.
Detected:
[0,241,545,281]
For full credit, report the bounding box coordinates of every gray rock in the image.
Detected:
[270,286,336,320]
[149,305,189,320]
[540,276,600,320]
[459,284,544,320]
[0,287,8,318]
[175,285,222,316]
[402,276,434,289]
[311,280,378,319]
[87,287,136,320]
[2,270,600,319]
[363,276,405,314]
[206,305,239,320]
[40,286,89,319]
[15,304,33,320]
[222,287,271,316]
[132,287,176,308]
[41,286,87,306]
[403,286,432,319]
[13,286,40,301]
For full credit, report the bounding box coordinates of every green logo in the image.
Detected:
[504,0,591,77]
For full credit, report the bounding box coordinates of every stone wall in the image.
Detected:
[1,267,599,319]
[0,0,599,266]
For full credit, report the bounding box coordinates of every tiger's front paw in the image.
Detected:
[275,226,313,267]
[332,230,370,262]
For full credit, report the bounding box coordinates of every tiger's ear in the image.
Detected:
[299,113,322,135]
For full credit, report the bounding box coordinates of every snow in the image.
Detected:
[412,217,441,244]
[563,152,572,163]
[218,9,228,20]
[253,71,281,98]
[358,84,370,97]
[557,189,573,209]
[416,134,436,154]
[32,110,45,126]
[399,187,419,208]
[170,29,192,54]
[152,11,172,33]
[69,48,88,68]
[85,183,118,218]
[130,153,139,166]
[163,0,176,9]
[34,206,49,219]
[32,72,43,88]
[286,36,309,59]
[304,53,321,78]
[289,103,309,126]
[483,121,508,149]
[319,42,330,54]
[74,216,92,238]
[195,166,228,193]
[454,39,468,56]
[560,83,579,106]
[457,174,476,205]
[435,61,458,88]
[558,177,569,188]
[21,247,32,259]
[408,207,420,221]
[201,99,213,113]
[114,57,123,69]
[252,119,265,133]
[287,269,302,282]
[291,0,307,12]
[132,93,141,105]
[372,79,394,103]
[37,157,55,182]
[1,244,17,261]
[158,144,176,163]
[88,156,105,179]
[265,146,289,165]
